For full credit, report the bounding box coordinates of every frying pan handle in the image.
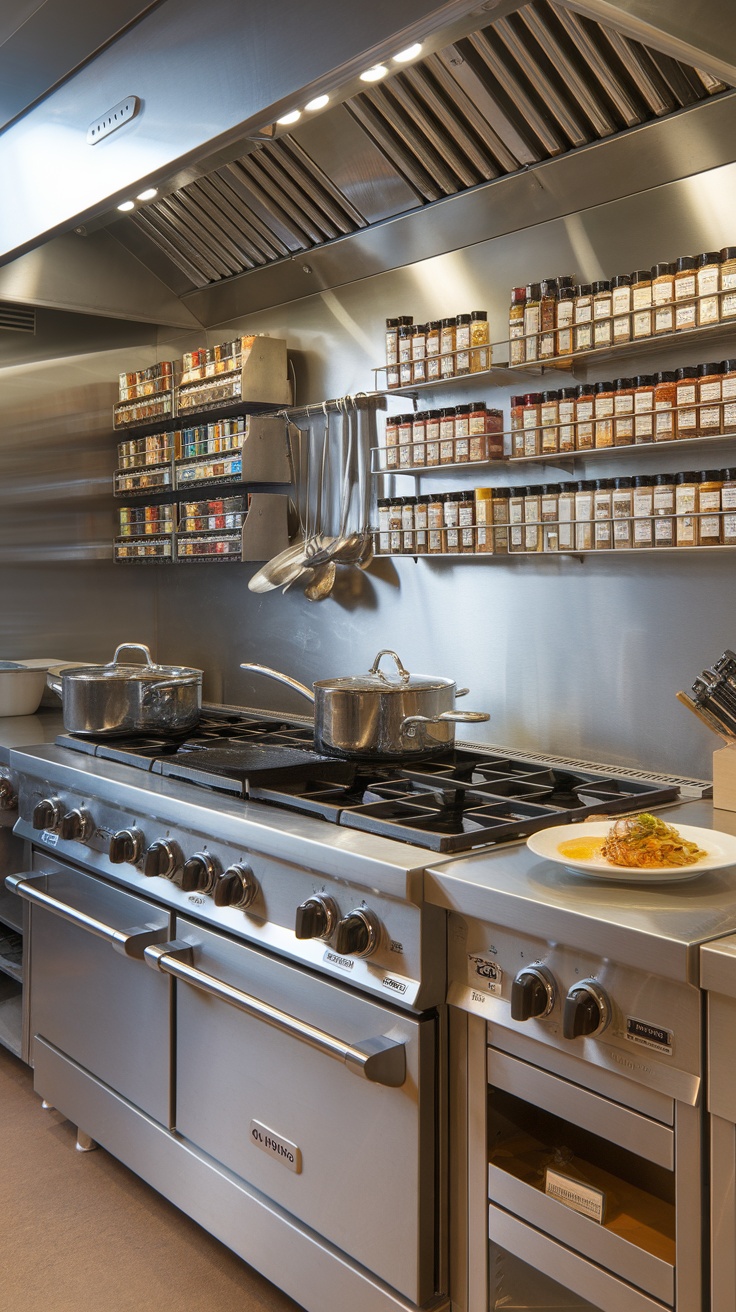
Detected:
[240,663,315,704]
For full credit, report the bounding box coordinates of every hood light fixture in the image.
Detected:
[360,64,388,82]
[393,43,422,63]
[276,109,301,125]
[137,187,158,201]
[305,94,330,111]
[117,200,135,212]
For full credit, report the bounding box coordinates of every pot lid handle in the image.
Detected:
[110,643,155,668]
[369,650,411,684]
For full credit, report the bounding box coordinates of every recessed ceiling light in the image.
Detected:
[305,94,330,112]
[393,43,423,62]
[360,64,388,83]
[136,187,158,201]
[117,200,135,212]
[276,109,301,125]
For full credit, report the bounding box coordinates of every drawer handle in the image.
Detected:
[144,940,407,1088]
[4,873,168,959]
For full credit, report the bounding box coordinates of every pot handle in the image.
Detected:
[46,673,62,699]
[401,710,490,738]
[111,642,155,668]
[369,650,411,684]
[240,663,315,704]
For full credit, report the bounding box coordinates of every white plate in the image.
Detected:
[526,821,736,882]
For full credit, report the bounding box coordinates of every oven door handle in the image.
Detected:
[4,873,169,960]
[145,940,407,1088]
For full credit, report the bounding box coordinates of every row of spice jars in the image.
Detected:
[376,470,736,554]
[118,504,175,538]
[384,313,491,387]
[383,404,504,469]
[511,361,736,456]
[510,249,736,365]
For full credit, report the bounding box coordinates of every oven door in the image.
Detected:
[150,917,438,1306]
[11,854,172,1125]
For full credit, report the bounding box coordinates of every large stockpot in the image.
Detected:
[47,643,203,737]
[240,649,490,759]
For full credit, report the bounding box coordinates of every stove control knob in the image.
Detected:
[334,908,380,958]
[214,864,258,910]
[510,966,556,1022]
[32,797,62,831]
[109,828,144,865]
[295,895,338,941]
[143,839,182,881]
[59,808,93,843]
[563,979,611,1040]
[181,852,220,895]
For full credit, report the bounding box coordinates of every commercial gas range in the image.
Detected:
[2,708,711,1312]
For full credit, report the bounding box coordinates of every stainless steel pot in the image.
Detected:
[240,649,490,759]
[47,643,203,737]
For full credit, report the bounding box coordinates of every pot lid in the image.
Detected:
[314,650,453,694]
[63,642,202,684]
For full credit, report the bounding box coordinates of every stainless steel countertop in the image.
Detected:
[425,800,736,982]
[0,710,63,765]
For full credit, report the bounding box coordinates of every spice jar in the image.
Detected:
[593,380,615,448]
[592,280,613,347]
[632,475,654,548]
[524,283,541,363]
[574,481,594,551]
[439,407,456,464]
[541,484,559,551]
[459,489,476,553]
[414,496,429,554]
[653,473,675,547]
[425,410,441,466]
[468,401,488,462]
[411,323,427,384]
[388,497,404,554]
[613,378,635,446]
[675,256,698,331]
[539,279,558,359]
[633,375,655,443]
[377,498,390,554]
[426,321,441,381]
[675,366,698,440]
[427,492,445,553]
[510,395,526,459]
[631,270,653,339]
[612,476,633,549]
[443,492,461,553]
[475,488,494,554]
[675,471,700,546]
[508,487,525,553]
[486,408,504,460]
[440,318,456,379]
[556,285,575,359]
[398,324,413,386]
[611,274,632,343]
[470,310,490,372]
[385,318,399,367]
[722,468,736,544]
[594,478,614,549]
[697,361,724,437]
[651,262,675,334]
[697,251,721,326]
[540,390,560,456]
[454,404,471,462]
[522,392,543,457]
[524,485,543,553]
[509,288,526,366]
[558,387,577,452]
[398,413,413,467]
[575,384,595,450]
[720,249,736,320]
[722,359,736,436]
[401,497,416,553]
[653,371,677,442]
[573,284,593,353]
[455,314,471,375]
[557,482,576,551]
[384,414,399,469]
[699,470,723,545]
[411,410,426,466]
[492,488,510,554]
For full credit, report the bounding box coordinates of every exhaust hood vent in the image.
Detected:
[0,302,36,333]
[123,0,729,291]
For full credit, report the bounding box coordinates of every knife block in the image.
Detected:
[713,746,736,811]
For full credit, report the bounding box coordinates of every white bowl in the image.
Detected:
[0,666,47,716]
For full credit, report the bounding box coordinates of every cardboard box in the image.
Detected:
[713,746,736,812]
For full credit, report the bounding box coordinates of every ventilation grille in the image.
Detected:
[0,302,36,333]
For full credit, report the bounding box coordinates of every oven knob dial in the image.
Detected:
[334,908,381,958]
[32,797,62,831]
[510,966,556,1022]
[214,864,258,910]
[295,895,338,941]
[59,808,93,843]
[109,828,144,865]
[563,979,611,1040]
[181,852,220,894]
[143,839,183,881]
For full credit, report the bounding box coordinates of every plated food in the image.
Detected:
[527,814,736,883]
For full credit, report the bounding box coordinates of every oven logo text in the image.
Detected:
[249,1120,302,1174]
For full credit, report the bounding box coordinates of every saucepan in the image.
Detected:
[47,643,203,737]
[240,649,490,759]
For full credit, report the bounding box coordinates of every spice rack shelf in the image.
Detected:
[376,544,736,560]
[115,493,289,564]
